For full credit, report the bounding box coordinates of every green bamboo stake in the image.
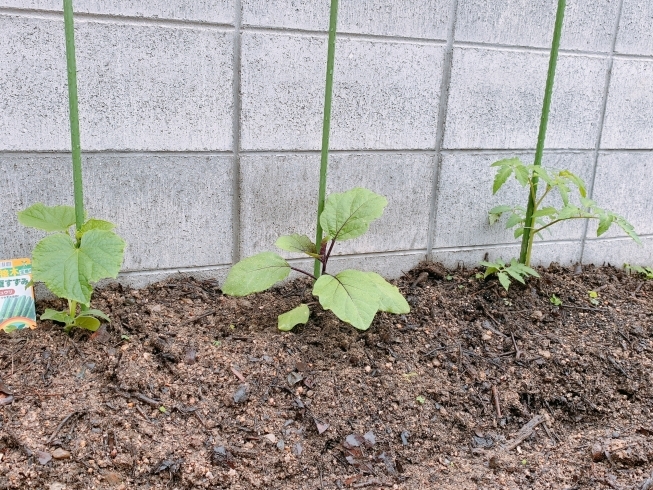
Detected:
[63,0,85,235]
[314,0,339,278]
[519,0,566,266]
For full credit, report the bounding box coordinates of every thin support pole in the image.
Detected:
[314,0,339,278]
[519,0,566,265]
[63,0,85,234]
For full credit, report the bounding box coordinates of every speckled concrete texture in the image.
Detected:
[1,154,234,271]
[240,32,443,151]
[1,0,652,283]
[1,0,235,23]
[443,49,606,149]
[242,0,453,39]
[239,153,434,258]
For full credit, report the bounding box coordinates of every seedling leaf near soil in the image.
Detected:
[18,203,125,332]
[625,264,653,280]
[223,188,409,331]
[278,304,310,332]
[480,258,540,292]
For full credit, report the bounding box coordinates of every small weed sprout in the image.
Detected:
[549,294,562,306]
[624,264,653,280]
[480,258,539,291]
[222,188,409,331]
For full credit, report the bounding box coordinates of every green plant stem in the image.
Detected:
[63,0,85,237]
[314,0,339,278]
[69,299,77,317]
[289,267,317,281]
[520,0,566,266]
[533,215,595,235]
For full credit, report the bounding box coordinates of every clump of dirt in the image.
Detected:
[1,262,652,489]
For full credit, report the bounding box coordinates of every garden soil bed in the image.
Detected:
[1,262,653,490]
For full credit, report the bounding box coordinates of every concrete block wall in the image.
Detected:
[1,0,652,288]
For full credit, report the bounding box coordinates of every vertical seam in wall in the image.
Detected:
[579,0,624,264]
[426,0,459,259]
[231,0,243,265]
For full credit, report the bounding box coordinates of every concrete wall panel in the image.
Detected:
[240,32,443,151]
[242,0,452,39]
[0,0,234,24]
[601,60,653,150]
[0,16,233,151]
[432,151,594,248]
[615,0,653,56]
[589,152,653,239]
[1,154,233,271]
[456,0,619,52]
[239,153,433,258]
[583,236,653,267]
[443,49,606,150]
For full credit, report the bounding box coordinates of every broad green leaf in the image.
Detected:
[222,252,290,297]
[612,215,641,244]
[77,308,111,322]
[492,165,513,194]
[320,188,387,242]
[514,227,525,238]
[41,309,74,325]
[18,203,76,233]
[72,316,101,331]
[32,229,126,305]
[559,170,587,197]
[278,304,310,332]
[364,272,410,314]
[313,270,380,330]
[80,219,116,234]
[483,267,499,278]
[497,272,511,291]
[275,234,319,258]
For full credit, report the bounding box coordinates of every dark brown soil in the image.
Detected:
[1,262,653,490]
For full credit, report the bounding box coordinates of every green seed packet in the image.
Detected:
[0,258,37,333]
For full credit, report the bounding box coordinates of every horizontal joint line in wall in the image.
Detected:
[612,52,653,62]
[285,249,427,265]
[585,233,653,243]
[0,150,235,157]
[454,41,611,59]
[119,264,232,277]
[0,7,235,30]
[441,148,592,154]
[239,149,438,156]
[431,239,582,253]
[242,25,447,45]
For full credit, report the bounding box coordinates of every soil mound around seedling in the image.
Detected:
[1,262,652,489]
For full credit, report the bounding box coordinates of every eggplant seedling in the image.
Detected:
[222,187,409,331]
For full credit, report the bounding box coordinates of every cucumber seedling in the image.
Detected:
[18,204,125,332]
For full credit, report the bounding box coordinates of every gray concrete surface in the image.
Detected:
[1,0,651,289]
